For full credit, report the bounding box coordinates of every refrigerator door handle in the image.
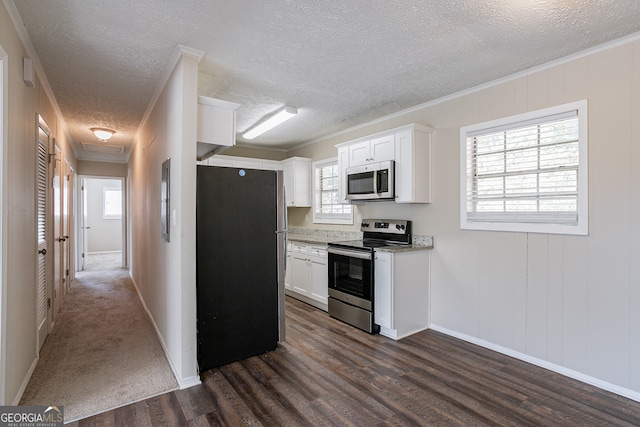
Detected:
[276,186,288,271]
[276,229,288,273]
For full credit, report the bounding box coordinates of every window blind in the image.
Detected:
[465,110,580,225]
[314,161,351,221]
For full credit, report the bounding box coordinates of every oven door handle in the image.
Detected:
[327,247,372,260]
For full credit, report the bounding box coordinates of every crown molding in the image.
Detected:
[293,30,640,151]
[131,45,206,159]
[3,0,78,159]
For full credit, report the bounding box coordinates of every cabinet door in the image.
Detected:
[374,252,393,329]
[291,254,310,296]
[282,160,295,206]
[348,140,372,166]
[285,244,292,291]
[207,157,237,167]
[282,158,311,207]
[369,133,395,162]
[309,252,328,304]
[395,127,431,203]
[235,159,263,170]
[337,146,349,203]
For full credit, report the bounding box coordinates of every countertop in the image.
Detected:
[287,233,433,252]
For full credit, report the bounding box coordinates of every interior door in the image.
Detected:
[52,144,62,317]
[80,178,88,271]
[36,116,51,350]
[62,157,70,295]
[65,164,74,286]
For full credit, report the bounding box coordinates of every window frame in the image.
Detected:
[103,186,123,220]
[312,157,353,225]
[460,100,588,235]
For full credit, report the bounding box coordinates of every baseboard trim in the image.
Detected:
[178,375,202,390]
[12,356,39,405]
[429,324,640,404]
[129,273,201,390]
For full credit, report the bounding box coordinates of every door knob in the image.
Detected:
[38,248,47,255]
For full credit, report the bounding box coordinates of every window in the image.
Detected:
[460,100,588,235]
[103,187,122,219]
[313,158,353,224]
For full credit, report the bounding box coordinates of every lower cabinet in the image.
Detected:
[374,250,430,340]
[285,242,328,311]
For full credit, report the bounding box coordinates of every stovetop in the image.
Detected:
[327,219,412,251]
[328,239,400,250]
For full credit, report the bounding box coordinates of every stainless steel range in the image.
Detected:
[327,219,411,333]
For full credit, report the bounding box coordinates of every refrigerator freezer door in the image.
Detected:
[196,165,281,372]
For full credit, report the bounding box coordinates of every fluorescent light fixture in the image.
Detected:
[243,106,297,140]
[91,128,115,141]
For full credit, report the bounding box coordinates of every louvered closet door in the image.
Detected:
[36,116,50,350]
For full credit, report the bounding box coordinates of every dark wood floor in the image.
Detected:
[69,296,640,426]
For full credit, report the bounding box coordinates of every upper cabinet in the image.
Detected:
[336,123,433,204]
[395,125,432,203]
[282,157,312,207]
[348,133,395,166]
[196,96,240,161]
[201,154,281,171]
[337,146,349,204]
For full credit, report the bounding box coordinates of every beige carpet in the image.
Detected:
[20,253,179,422]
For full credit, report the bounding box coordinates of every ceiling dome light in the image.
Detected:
[91,128,115,141]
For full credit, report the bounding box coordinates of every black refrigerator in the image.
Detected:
[196,165,286,372]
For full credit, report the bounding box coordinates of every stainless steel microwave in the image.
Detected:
[345,160,395,201]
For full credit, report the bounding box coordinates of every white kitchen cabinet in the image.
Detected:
[335,123,433,204]
[282,157,311,207]
[347,133,395,166]
[337,145,349,204]
[395,124,432,203]
[291,255,310,297]
[308,247,328,305]
[205,155,281,171]
[285,242,328,311]
[285,242,292,291]
[374,249,430,340]
[374,252,393,330]
[206,156,238,168]
[196,96,240,161]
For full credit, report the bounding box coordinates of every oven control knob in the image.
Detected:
[361,222,369,228]
[396,224,405,230]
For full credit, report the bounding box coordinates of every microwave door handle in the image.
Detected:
[373,170,379,194]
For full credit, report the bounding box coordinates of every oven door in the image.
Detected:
[327,247,373,311]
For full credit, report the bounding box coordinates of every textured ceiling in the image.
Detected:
[10,0,640,163]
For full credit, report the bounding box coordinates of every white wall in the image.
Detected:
[289,35,640,399]
[129,47,200,388]
[76,160,127,178]
[0,2,76,404]
[85,178,122,253]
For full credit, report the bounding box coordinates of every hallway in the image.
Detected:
[19,253,178,422]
